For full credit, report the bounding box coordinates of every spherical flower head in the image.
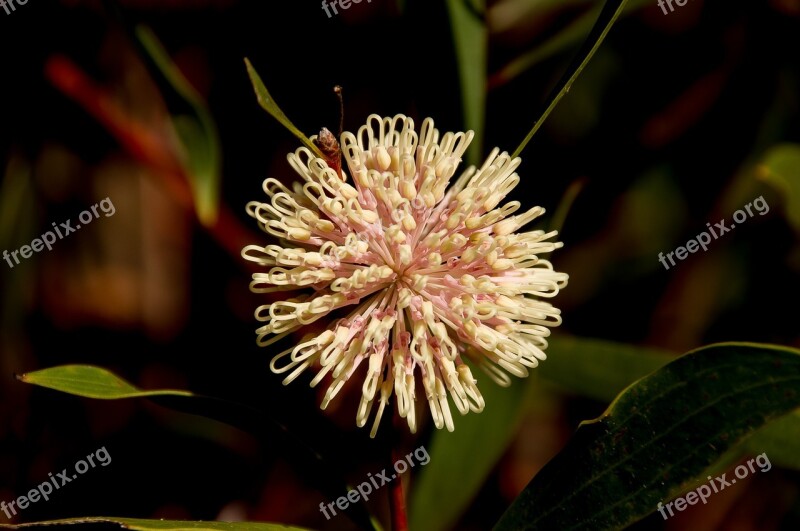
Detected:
[243,114,568,437]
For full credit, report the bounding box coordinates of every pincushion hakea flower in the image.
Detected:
[242,114,568,437]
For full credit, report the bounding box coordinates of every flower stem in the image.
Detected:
[390,445,409,531]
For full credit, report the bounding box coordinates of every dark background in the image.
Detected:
[1,0,799,529]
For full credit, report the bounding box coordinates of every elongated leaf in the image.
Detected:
[495,342,800,531]
[445,0,486,166]
[512,0,629,158]
[540,335,674,402]
[409,368,531,531]
[0,156,34,248]
[17,366,377,531]
[547,178,587,234]
[244,58,325,160]
[742,411,800,470]
[0,156,36,373]
[757,143,800,231]
[17,365,192,399]
[0,517,306,530]
[135,26,222,226]
[490,0,650,88]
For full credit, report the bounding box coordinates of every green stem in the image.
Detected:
[512,0,629,159]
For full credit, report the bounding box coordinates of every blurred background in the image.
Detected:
[1,0,800,529]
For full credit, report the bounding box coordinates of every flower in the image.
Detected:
[242,114,568,437]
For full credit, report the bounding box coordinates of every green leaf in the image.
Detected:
[547,178,587,234]
[741,411,800,470]
[409,370,531,531]
[495,342,800,531]
[0,517,308,530]
[757,143,800,231]
[539,335,674,402]
[244,58,325,160]
[17,365,193,399]
[512,0,629,158]
[445,0,487,166]
[135,26,222,226]
[0,156,34,249]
